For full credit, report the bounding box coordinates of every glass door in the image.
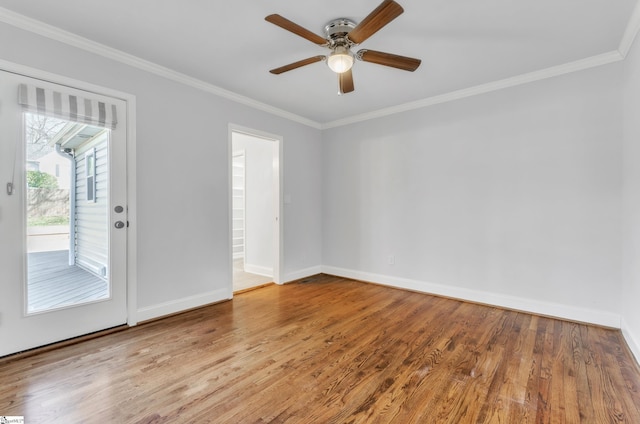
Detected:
[0,71,128,357]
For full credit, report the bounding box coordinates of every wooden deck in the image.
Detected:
[2,275,640,422]
[27,250,108,313]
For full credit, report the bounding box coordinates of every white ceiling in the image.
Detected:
[0,0,637,126]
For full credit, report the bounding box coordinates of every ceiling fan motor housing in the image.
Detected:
[324,18,357,46]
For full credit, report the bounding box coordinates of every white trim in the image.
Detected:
[622,318,640,365]
[243,263,273,277]
[284,266,323,283]
[274,133,284,286]
[125,95,138,326]
[228,129,234,295]
[619,0,640,58]
[322,51,624,129]
[229,124,284,143]
[136,288,231,322]
[0,7,321,130]
[321,266,622,328]
[0,58,133,103]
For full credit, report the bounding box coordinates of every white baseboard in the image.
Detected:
[136,288,231,322]
[284,265,323,283]
[244,263,273,277]
[321,266,621,328]
[622,318,640,365]
[134,265,627,341]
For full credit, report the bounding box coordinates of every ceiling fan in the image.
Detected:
[265,0,421,95]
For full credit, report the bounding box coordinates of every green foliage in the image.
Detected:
[27,170,58,189]
[28,215,69,227]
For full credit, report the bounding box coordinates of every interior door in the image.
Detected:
[0,70,128,357]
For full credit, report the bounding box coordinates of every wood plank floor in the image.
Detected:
[1,275,640,423]
[27,250,108,313]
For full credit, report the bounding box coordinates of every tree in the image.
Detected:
[25,114,67,160]
[27,170,58,189]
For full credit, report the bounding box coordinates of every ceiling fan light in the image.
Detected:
[327,46,354,73]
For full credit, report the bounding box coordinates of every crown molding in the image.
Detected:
[321,51,624,129]
[1,3,638,131]
[619,0,640,58]
[323,0,640,128]
[0,7,322,130]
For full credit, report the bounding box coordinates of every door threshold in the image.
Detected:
[233,282,275,295]
[0,324,129,364]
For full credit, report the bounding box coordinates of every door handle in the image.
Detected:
[114,221,125,229]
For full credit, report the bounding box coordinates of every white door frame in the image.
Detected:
[228,124,283,291]
[0,59,138,327]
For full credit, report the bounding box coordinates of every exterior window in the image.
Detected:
[86,149,96,202]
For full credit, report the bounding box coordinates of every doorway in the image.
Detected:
[0,70,129,357]
[230,126,282,292]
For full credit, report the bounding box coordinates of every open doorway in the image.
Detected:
[230,127,281,293]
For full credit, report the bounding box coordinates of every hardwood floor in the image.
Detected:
[1,275,640,423]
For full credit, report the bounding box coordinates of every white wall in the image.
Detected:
[322,63,624,326]
[0,22,323,321]
[232,132,275,276]
[622,29,640,361]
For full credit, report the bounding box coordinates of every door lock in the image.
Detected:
[114,221,125,229]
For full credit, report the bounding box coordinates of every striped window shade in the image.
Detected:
[17,83,118,130]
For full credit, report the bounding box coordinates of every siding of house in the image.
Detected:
[74,132,109,278]
[37,151,72,189]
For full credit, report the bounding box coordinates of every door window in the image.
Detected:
[25,113,111,314]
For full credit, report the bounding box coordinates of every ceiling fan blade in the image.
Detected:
[357,49,421,71]
[269,56,326,74]
[347,0,404,45]
[265,14,328,46]
[339,69,355,94]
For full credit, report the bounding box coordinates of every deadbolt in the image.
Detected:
[114,205,124,213]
